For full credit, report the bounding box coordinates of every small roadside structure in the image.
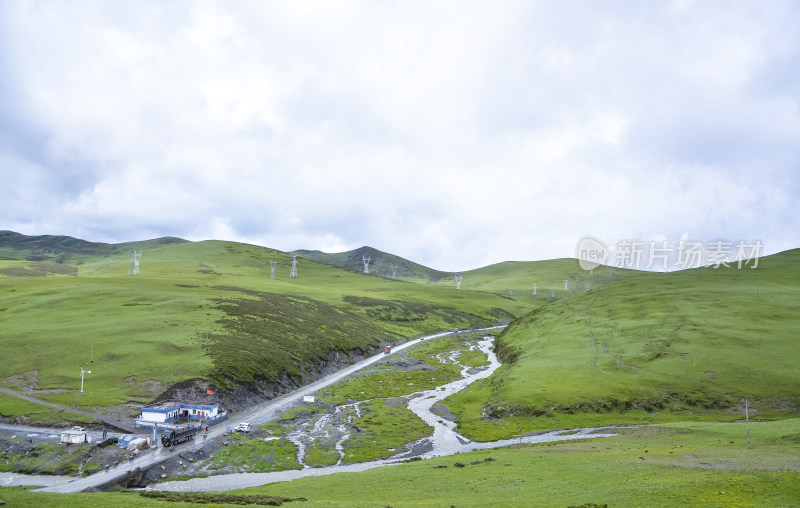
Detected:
[133,401,227,429]
[60,429,91,445]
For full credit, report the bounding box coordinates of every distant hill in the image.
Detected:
[0,230,187,262]
[292,246,452,282]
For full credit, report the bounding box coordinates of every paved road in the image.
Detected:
[37,326,505,493]
[0,423,122,446]
[0,387,134,433]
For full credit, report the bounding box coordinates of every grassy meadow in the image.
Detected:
[444,248,800,440]
[0,234,576,419]
[3,419,797,507]
[0,232,798,506]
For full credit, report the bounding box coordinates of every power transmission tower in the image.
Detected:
[390,265,398,279]
[362,255,371,274]
[128,250,142,276]
[564,279,569,291]
[269,260,278,280]
[290,255,298,278]
[532,283,537,296]
[454,273,463,289]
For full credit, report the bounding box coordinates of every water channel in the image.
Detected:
[148,334,621,492]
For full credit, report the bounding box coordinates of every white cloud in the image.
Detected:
[1,1,798,271]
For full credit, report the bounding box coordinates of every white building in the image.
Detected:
[134,401,227,429]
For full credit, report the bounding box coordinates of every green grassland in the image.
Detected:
[2,419,798,506]
[0,441,102,476]
[444,249,800,440]
[209,433,302,474]
[1,231,798,506]
[340,397,432,463]
[0,233,584,419]
[0,487,303,507]
[0,392,96,426]
[241,418,800,507]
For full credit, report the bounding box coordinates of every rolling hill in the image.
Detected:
[443,248,800,439]
[0,232,608,423]
[292,245,452,281]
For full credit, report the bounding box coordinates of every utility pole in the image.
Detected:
[80,366,91,394]
[745,398,750,444]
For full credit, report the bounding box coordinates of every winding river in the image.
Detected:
[147,334,621,492]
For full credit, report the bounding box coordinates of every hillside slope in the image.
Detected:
[0,233,608,422]
[292,246,451,281]
[445,249,800,439]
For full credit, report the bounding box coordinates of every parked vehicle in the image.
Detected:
[233,422,251,433]
[161,424,199,448]
[71,426,86,432]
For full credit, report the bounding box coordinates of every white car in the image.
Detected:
[234,423,251,433]
[71,426,86,432]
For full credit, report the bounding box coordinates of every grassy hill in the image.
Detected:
[292,245,451,281]
[0,232,603,421]
[0,230,186,262]
[444,249,800,439]
[296,245,637,296]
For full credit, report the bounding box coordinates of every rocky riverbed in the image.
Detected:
[146,334,621,492]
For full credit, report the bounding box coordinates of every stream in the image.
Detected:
[148,334,621,492]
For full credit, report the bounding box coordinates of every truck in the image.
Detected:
[161,424,199,449]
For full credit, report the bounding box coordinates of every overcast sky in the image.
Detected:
[1,1,798,271]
